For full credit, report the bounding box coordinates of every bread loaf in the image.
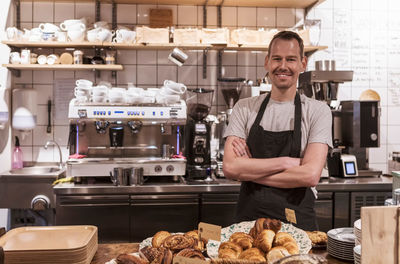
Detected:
[201,28,229,44]
[173,28,201,44]
[136,26,169,44]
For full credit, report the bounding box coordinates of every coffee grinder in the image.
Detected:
[185,88,215,182]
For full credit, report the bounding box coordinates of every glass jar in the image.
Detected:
[105,50,116,65]
[73,50,83,64]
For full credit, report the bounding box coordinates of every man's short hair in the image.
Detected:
[267,31,304,59]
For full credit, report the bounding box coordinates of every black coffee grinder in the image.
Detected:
[185,88,215,182]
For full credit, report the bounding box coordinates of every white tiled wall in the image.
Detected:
[8,0,400,173]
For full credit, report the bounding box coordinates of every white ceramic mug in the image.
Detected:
[87,28,99,42]
[28,28,42,41]
[163,80,187,94]
[91,86,109,96]
[97,28,114,42]
[60,19,86,31]
[39,23,60,33]
[76,79,93,87]
[67,29,85,42]
[115,29,136,44]
[9,52,20,64]
[91,95,107,103]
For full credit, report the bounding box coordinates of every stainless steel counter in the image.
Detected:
[53,176,393,195]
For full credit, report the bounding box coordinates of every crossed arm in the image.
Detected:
[222,136,328,188]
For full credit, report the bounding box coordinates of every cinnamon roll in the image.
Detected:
[218,242,242,259]
[162,234,193,252]
[152,231,171,248]
[116,254,149,264]
[176,248,206,260]
[140,246,172,264]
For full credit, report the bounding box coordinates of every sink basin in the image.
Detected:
[9,166,62,175]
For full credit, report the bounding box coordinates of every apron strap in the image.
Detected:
[290,92,302,157]
[253,93,271,126]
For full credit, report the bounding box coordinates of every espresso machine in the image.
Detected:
[66,98,187,183]
[299,60,381,177]
[184,88,215,182]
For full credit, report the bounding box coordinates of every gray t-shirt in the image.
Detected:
[224,93,333,157]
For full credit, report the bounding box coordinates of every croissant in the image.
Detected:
[152,231,171,248]
[282,241,299,255]
[218,242,243,259]
[176,248,206,260]
[238,248,266,262]
[250,218,282,239]
[163,234,193,252]
[227,232,253,250]
[254,229,275,253]
[266,246,290,264]
[117,254,149,264]
[273,232,296,247]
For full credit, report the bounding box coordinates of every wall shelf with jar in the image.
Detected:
[2,64,124,71]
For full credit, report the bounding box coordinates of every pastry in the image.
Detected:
[184,230,206,251]
[273,254,328,264]
[254,229,275,253]
[229,232,253,250]
[152,231,171,248]
[176,248,206,260]
[116,254,149,264]
[306,231,328,246]
[238,247,266,262]
[273,232,296,247]
[282,242,299,255]
[140,246,172,264]
[266,246,290,264]
[250,218,282,238]
[218,241,243,259]
[163,234,193,252]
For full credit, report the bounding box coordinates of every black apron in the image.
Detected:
[235,92,317,231]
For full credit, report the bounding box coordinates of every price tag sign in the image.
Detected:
[173,256,209,264]
[198,222,221,241]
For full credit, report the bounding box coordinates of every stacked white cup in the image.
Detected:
[157,80,186,104]
[61,18,86,42]
[75,79,93,102]
[91,85,109,103]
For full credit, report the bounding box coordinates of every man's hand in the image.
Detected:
[231,137,252,158]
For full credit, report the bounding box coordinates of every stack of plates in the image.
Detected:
[354,219,361,246]
[327,227,355,261]
[0,225,98,264]
[354,245,361,264]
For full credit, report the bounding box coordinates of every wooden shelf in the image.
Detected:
[2,41,327,53]
[19,0,325,8]
[2,64,124,71]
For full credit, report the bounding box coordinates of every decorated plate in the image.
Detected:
[206,220,312,258]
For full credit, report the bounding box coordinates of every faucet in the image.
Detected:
[44,140,63,170]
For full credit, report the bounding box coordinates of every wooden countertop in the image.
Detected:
[92,243,349,264]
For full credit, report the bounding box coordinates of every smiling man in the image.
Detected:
[222,31,332,230]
